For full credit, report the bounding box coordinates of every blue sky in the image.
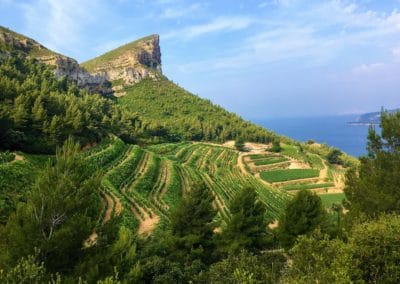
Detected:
[1,0,400,118]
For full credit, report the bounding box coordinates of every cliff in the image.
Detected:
[80,34,162,89]
[0,26,111,94]
[1,27,163,96]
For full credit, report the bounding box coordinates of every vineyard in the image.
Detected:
[76,139,288,235]
[241,143,348,207]
[0,138,348,237]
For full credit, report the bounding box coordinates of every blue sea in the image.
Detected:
[255,115,376,158]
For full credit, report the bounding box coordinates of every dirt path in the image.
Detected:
[102,193,114,224]
[318,159,328,183]
[110,192,122,215]
[237,153,250,175]
[131,205,160,236]
[160,161,171,199]
[14,154,24,161]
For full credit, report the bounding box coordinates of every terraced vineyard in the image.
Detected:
[241,143,348,207]
[81,139,288,235]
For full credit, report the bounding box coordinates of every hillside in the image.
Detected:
[349,108,400,125]
[0,26,58,57]
[119,78,276,143]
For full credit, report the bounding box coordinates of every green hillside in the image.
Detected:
[119,78,276,143]
[0,26,58,57]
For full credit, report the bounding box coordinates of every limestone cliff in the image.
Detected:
[0,26,110,94]
[1,26,163,96]
[80,35,162,87]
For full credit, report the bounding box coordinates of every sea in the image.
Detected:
[254,115,378,158]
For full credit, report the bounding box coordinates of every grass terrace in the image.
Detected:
[260,169,319,183]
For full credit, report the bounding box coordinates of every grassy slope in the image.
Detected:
[80,35,158,72]
[118,78,275,142]
[0,26,59,57]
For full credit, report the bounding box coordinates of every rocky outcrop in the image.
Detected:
[81,34,162,86]
[38,55,111,94]
[1,26,163,95]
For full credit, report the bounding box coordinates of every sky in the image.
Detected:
[1,0,400,119]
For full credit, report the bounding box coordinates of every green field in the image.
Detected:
[260,169,319,183]
[253,157,289,166]
[320,193,346,207]
[248,154,272,160]
[283,183,334,191]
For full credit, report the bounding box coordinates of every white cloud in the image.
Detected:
[20,0,103,56]
[392,46,400,61]
[163,16,255,40]
[352,63,385,75]
[174,1,400,73]
[160,3,204,19]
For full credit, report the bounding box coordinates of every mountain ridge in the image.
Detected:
[0,26,162,95]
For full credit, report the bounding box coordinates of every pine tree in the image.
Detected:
[345,111,400,217]
[278,190,327,250]
[31,97,47,129]
[0,138,101,272]
[168,183,217,265]
[220,187,270,255]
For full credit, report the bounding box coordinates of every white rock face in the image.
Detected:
[83,34,162,86]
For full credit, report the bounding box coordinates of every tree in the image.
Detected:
[235,137,246,152]
[219,188,270,255]
[207,250,286,284]
[327,148,343,165]
[283,230,353,283]
[344,111,400,217]
[350,214,400,283]
[270,139,281,153]
[277,190,327,250]
[168,183,217,265]
[0,138,101,272]
[75,225,141,283]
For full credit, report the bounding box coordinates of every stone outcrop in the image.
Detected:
[1,26,163,95]
[81,34,162,86]
[38,55,111,94]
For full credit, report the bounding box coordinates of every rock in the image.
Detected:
[1,26,163,95]
[80,34,162,86]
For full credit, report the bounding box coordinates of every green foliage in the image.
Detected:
[260,169,319,183]
[284,231,353,283]
[0,160,36,224]
[319,193,346,207]
[0,138,101,272]
[269,139,282,153]
[285,215,400,283]
[350,214,400,283]
[235,137,246,151]
[0,46,140,153]
[75,225,141,283]
[345,111,400,217]
[253,157,288,166]
[0,254,49,284]
[119,78,275,143]
[327,148,343,165]
[0,151,15,164]
[207,250,286,284]
[168,183,217,265]
[283,183,334,191]
[278,190,327,249]
[219,188,271,255]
